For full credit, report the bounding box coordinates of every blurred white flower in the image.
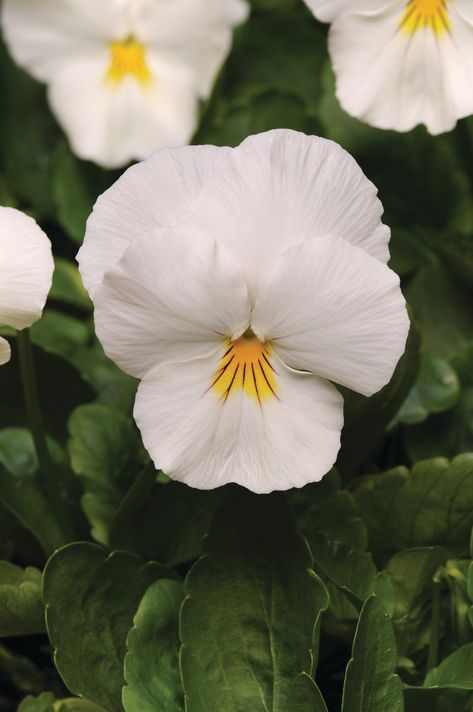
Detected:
[304,0,473,135]
[78,129,409,493]
[0,207,54,365]
[1,0,248,168]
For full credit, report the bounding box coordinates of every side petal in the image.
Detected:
[1,0,120,83]
[0,208,54,331]
[439,5,473,127]
[181,129,390,301]
[93,226,250,379]
[134,349,344,493]
[78,142,228,297]
[0,337,11,366]
[251,235,409,397]
[47,51,198,170]
[303,0,385,23]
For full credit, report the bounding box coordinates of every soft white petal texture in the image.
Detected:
[181,129,390,299]
[135,0,249,97]
[0,207,54,330]
[134,348,344,492]
[0,337,11,366]
[251,235,409,397]
[78,143,228,296]
[1,0,121,82]
[47,51,198,170]
[93,227,250,379]
[326,2,473,135]
[303,0,385,22]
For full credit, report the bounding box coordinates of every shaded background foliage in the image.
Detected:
[1,0,473,710]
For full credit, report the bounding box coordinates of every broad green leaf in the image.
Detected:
[386,547,449,656]
[341,596,403,712]
[404,687,473,712]
[289,469,367,551]
[354,454,473,562]
[68,405,142,544]
[30,310,90,361]
[50,258,92,311]
[338,323,420,477]
[180,489,329,712]
[110,481,225,566]
[0,428,68,553]
[440,559,473,646]
[43,543,176,712]
[425,642,473,688]
[18,692,55,712]
[397,353,460,425]
[286,673,328,712]
[0,561,44,636]
[122,579,184,712]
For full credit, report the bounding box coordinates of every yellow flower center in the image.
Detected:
[211,334,278,405]
[107,38,152,85]
[400,0,450,35]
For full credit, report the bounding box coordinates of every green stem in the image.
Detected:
[454,120,473,200]
[426,581,441,674]
[17,329,69,544]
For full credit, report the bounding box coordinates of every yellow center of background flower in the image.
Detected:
[211,335,278,404]
[401,0,450,35]
[107,38,152,85]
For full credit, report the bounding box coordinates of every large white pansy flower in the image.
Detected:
[1,0,248,168]
[304,0,473,135]
[0,207,54,365]
[78,129,409,493]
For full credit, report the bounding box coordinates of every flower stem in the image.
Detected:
[17,329,69,544]
[454,120,473,200]
[426,581,441,674]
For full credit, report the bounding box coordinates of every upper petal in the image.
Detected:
[0,337,11,366]
[303,0,387,23]
[0,207,54,331]
[181,129,390,301]
[134,347,343,493]
[251,235,409,397]
[92,225,251,379]
[78,142,229,297]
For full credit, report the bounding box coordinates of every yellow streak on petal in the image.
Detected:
[400,0,450,35]
[107,38,152,85]
[211,336,278,405]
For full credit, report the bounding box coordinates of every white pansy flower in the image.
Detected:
[0,207,54,365]
[1,0,248,168]
[78,129,409,493]
[304,0,473,135]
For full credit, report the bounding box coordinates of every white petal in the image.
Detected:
[0,208,54,331]
[181,129,389,301]
[135,0,249,98]
[0,337,11,366]
[251,235,409,397]
[303,0,385,23]
[134,348,343,493]
[78,143,228,297]
[1,0,121,83]
[93,226,250,379]
[439,6,473,126]
[47,51,198,170]
[327,3,471,135]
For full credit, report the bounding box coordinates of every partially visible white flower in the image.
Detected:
[0,207,54,365]
[78,129,409,493]
[304,0,473,135]
[1,0,248,168]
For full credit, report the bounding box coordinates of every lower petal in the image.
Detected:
[0,337,11,366]
[134,348,343,493]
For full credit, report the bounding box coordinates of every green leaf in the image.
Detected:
[122,579,184,712]
[68,405,142,544]
[56,700,105,712]
[397,353,460,425]
[0,428,68,553]
[289,469,367,552]
[180,489,329,712]
[386,547,449,656]
[425,642,473,689]
[43,542,177,712]
[30,310,90,361]
[404,688,473,712]
[354,454,473,563]
[341,595,403,712]
[0,561,44,636]
[50,258,92,311]
[286,673,328,712]
[18,692,55,712]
